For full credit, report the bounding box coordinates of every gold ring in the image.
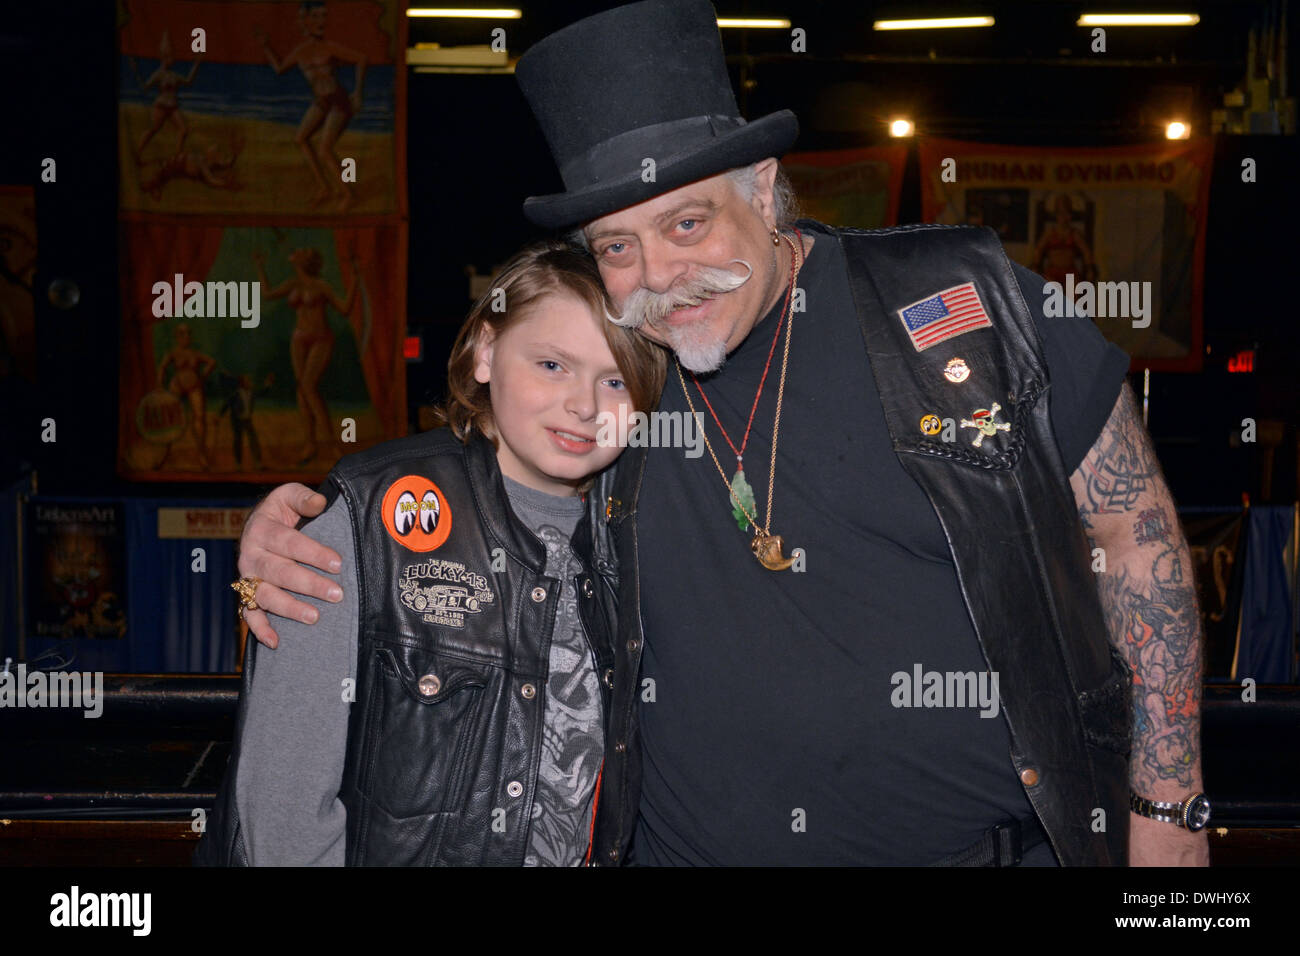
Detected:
[231,576,262,610]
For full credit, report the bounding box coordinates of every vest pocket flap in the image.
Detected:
[375,642,491,705]
[1077,646,1132,755]
[356,641,492,824]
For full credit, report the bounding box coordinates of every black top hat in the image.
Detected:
[515,0,799,230]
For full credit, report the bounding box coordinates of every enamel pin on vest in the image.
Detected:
[960,403,1011,447]
[944,357,971,383]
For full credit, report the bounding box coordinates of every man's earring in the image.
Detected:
[771,226,780,246]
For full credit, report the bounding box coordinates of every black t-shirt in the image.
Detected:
[631,221,1129,865]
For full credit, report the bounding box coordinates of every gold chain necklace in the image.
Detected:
[676,231,802,571]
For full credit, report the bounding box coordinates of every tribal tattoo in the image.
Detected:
[1074,386,1203,794]
[1076,391,1156,514]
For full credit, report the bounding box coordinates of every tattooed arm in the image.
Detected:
[1069,383,1210,867]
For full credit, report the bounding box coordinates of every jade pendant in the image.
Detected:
[730,468,755,531]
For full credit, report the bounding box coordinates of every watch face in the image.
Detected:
[1185,795,1212,831]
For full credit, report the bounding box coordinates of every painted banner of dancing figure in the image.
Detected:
[117,222,406,481]
[920,138,1212,372]
[117,0,406,216]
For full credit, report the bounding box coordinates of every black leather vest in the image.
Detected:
[195,430,620,866]
[591,223,1130,866]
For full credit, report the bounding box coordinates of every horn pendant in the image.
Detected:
[752,533,795,571]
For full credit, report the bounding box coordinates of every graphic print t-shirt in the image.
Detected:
[503,475,604,867]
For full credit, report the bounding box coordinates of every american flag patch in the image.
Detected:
[897,282,992,352]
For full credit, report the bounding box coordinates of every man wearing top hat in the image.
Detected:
[233,0,1210,866]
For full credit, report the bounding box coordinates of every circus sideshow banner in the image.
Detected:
[0,185,37,383]
[118,222,407,482]
[783,146,907,229]
[26,501,129,641]
[117,0,407,217]
[919,139,1213,372]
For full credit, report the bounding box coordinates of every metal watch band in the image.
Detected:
[1129,791,1211,830]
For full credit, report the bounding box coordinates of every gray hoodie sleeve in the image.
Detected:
[233,494,359,866]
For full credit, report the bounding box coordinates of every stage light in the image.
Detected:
[1166,121,1190,139]
[717,18,792,28]
[873,17,994,31]
[1077,14,1200,27]
[889,118,915,137]
[407,8,522,18]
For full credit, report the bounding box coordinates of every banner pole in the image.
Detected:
[1142,367,1150,427]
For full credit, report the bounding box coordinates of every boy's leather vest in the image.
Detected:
[196,430,620,865]
[592,224,1131,866]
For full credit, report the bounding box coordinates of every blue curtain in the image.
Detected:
[1234,505,1299,684]
[124,498,251,673]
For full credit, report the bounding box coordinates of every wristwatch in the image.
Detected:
[1130,791,1212,831]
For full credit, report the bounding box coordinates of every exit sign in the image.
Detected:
[1227,349,1254,373]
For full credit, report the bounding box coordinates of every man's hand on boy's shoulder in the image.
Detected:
[238,483,344,649]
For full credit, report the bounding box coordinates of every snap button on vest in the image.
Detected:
[418,674,441,696]
[582,578,594,598]
[531,586,547,602]
[521,683,536,699]
[1020,768,1040,787]
[614,741,625,753]
[507,780,523,798]
[603,668,614,689]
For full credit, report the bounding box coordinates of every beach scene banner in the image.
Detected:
[117,0,406,218]
[783,146,907,230]
[919,138,1212,372]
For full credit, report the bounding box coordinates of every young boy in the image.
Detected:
[197,240,665,865]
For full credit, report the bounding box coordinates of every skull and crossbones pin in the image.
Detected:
[960,403,1011,447]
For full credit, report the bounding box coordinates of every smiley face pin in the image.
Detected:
[944,357,971,383]
[919,413,943,436]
